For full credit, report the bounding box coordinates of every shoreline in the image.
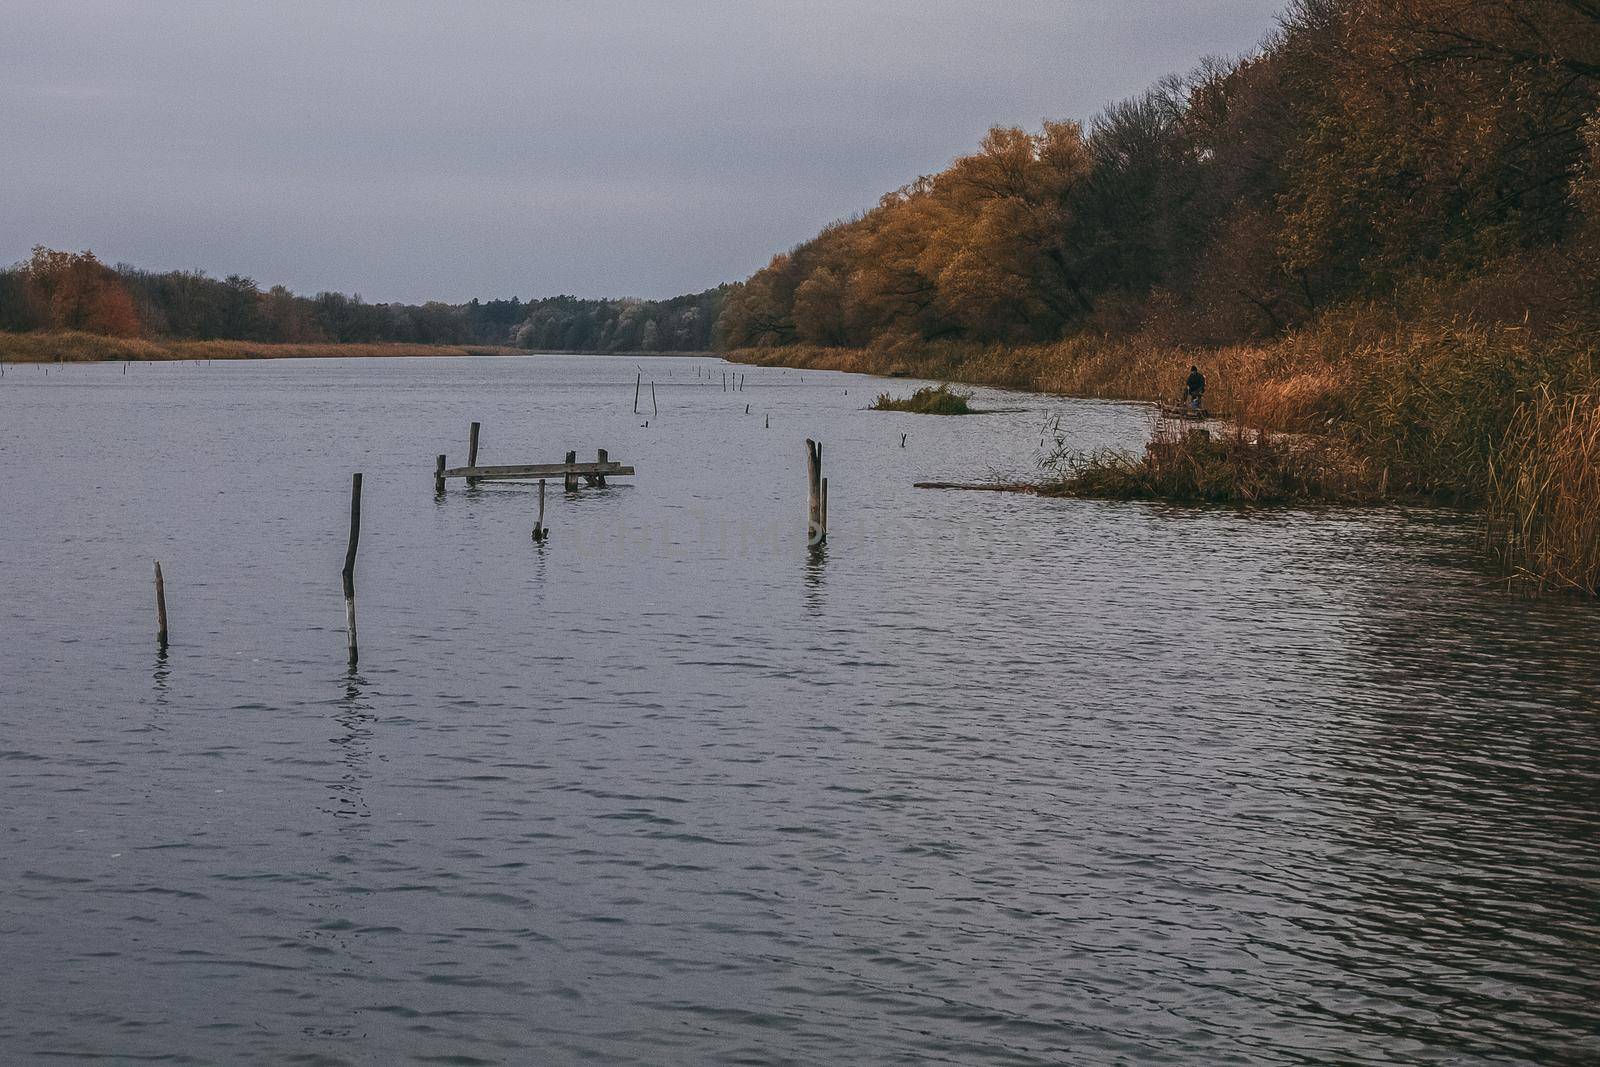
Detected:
[722,335,1595,594]
[0,331,714,364]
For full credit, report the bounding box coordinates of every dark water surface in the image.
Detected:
[1,355,1596,1065]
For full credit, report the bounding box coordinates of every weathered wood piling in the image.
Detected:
[806,439,827,546]
[532,479,548,542]
[342,473,362,666]
[467,422,481,486]
[154,561,168,649]
[564,450,579,491]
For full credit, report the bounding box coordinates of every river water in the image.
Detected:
[0,354,1595,1065]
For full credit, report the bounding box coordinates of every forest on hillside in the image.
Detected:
[716,0,1599,351]
[0,249,726,353]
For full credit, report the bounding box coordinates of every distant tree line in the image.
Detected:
[0,246,726,352]
[716,0,1600,349]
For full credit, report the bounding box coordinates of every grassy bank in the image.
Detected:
[728,312,1600,592]
[0,330,523,363]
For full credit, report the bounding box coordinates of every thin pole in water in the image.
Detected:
[434,454,446,494]
[533,479,548,541]
[342,473,362,666]
[467,422,481,486]
[154,561,168,649]
[651,382,658,416]
[634,372,642,414]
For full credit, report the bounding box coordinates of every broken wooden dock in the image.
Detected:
[434,446,634,492]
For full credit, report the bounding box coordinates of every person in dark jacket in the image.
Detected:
[1183,365,1206,410]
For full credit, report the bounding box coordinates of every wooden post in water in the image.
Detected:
[651,382,658,416]
[467,422,481,486]
[805,439,826,546]
[765,413,769,428]
[901,433,907,448]
[154,561,168,649]
[342,473,362,666]
[564,450,578,492]
[434,454,446,493]
[722,371,727,392]
[634,372,642,413]
[821,477,828,540]
[596,448,609,487]
[532,479,548,541]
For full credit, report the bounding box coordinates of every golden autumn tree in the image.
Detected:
[26,247,142,336]
[920,122,1094,339]
[842,182,948,342]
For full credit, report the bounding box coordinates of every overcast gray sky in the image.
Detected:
[2,0,1285,303]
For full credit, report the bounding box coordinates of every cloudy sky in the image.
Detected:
[2,1,1284,303]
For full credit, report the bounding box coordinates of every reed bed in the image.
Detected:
[1487,384,1600,595]
[1043,423,1376,505]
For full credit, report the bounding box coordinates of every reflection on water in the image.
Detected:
[325,669,373,821]
[0,356,1594,1065]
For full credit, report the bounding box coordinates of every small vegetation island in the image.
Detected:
[870,384,974,415]
[3,1,1596,593]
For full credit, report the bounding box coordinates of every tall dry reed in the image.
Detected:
[1487,384,1600,594]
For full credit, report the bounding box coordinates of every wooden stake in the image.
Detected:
[596,448,609,487]
[345,595,358,667]
[154,560,168,648]
[806,439,823,546]
[342,473,362,666]
[532,479,547,541]
[434,454,446,493]
[634,372,641,413]
[651,382,658,416]
[901,433,907,447]
[821,477,828,542]
[564,450,578,492]
[467,422,481,486]
[765,413,769,428]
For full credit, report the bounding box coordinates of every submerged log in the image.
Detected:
[913,481,1039,494]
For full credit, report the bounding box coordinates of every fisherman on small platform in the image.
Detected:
[1184,365,1206,412]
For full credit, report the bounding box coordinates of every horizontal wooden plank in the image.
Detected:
[442,461,634,479]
